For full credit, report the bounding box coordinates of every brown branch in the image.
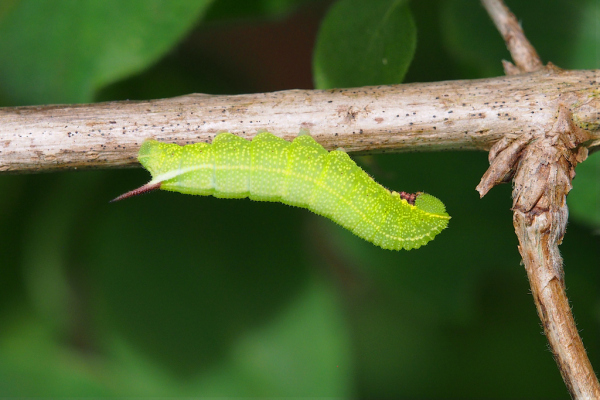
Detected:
[0,69,599,173]
[511,106,599,399]
[481,0,544,74]
[479,1,600,398]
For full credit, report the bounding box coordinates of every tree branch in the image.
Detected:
[481,0,544,74]
[0,69,598,173]
[479,0,600,398]
[510,106,598,399]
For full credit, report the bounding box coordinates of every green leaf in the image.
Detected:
[440,0,507,77]
[313,0,416,89]
[569,0,600,69]
[0,0,214,105]
[0,275,353,397]
[187,277,354,397]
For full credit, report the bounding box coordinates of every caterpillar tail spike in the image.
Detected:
[110,181,162,203]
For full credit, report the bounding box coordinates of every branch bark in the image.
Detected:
[480,105,600,399]
[0,69,599,173]
[481,0,543,74]
[478,0,600,398]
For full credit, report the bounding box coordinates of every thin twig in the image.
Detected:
[481,0,544,74]
[0,69,598,173]
[479,0,600,397]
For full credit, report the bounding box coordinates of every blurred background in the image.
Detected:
[0,0,598,398]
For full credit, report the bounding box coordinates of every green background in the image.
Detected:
[0,0,598,398]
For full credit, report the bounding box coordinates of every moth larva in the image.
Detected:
[113,132,450,250]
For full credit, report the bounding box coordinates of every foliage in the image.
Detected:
[0,0,598,398]
[313,0,416,89]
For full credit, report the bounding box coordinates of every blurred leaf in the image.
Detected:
[0,0,214,105]
[0,274,353,397]
[439,0,507,77]
[570,152,600,228]
[14,167,309,375]
[569,0,600,68]
[87,186,310,375]
[403,0,463,83]
[313,0,416,89]
[0,167,354,396]
[185,276,354,397]
[96,43,254,101]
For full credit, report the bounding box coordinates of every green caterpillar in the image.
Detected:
[113,132,450,250]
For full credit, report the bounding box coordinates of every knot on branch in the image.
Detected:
[484,103,600,398]
[477,105,590,209]
[512,105,589,215]
[477,105,591,287]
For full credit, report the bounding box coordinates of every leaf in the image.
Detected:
[313,0,416,89]
[92,172,312,376]
[187,277,354,397]
[569,0,600,69]
[0,0,214,105]
[0,275,353,397]
[439,0,507,77]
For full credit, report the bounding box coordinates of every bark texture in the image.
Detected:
[478,1,600,397]
[510,106,598,398]
[0,69,598,173]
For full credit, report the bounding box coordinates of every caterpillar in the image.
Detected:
[113,132,450,250]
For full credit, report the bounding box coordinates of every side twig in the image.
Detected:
[479,0,600,398]
[481,0,544,74]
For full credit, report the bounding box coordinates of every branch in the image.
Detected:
[511,107,599,399]
[0,69,599,173]
[479,0,600,398]
[481,0,544,74]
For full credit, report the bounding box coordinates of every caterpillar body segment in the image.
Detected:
[119,132,450,250]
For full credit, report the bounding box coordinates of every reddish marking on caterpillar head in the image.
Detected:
[399,191,417,205]
[110,181,162,203]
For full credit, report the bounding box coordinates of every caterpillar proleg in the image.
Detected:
[113,132,450,250]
